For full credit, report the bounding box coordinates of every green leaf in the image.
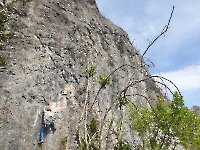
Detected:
[119,97,129,108]
[85,66,97,78]
[98,76,112,89]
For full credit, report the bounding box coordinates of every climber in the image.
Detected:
[38,107,56,144]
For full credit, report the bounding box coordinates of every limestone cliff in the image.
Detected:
[0,0,161,149]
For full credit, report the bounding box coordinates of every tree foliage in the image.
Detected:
[128,92,200,149]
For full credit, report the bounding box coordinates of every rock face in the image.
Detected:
[0,0,161,149]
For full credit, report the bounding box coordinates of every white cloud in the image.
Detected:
[158,64,200,92]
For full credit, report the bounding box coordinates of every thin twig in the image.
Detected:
[142,6,175,57]
[151,75,181,96]
[90,64,135,111]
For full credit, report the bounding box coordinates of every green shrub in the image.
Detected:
[128,92,200,149]
[85,66,97,78]
[98,76,113,89]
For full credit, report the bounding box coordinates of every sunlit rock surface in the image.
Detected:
[0,0,161,149]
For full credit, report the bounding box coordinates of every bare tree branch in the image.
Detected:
[142,6,175,57]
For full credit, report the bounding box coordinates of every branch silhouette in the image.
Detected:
[142,6,175,57]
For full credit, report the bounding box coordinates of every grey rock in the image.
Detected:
[191,105,200,116]
[0,0,163,149]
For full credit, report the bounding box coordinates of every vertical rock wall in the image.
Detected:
[0,0,161,149]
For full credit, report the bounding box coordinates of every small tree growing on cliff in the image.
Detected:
[72,5,200,150]
[128,92,200,149]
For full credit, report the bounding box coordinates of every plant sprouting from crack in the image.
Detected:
[85,66,97,78]
[98,76,113,89]
[118,97,129,109]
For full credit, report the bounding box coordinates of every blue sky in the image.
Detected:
[96,0,200,108]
